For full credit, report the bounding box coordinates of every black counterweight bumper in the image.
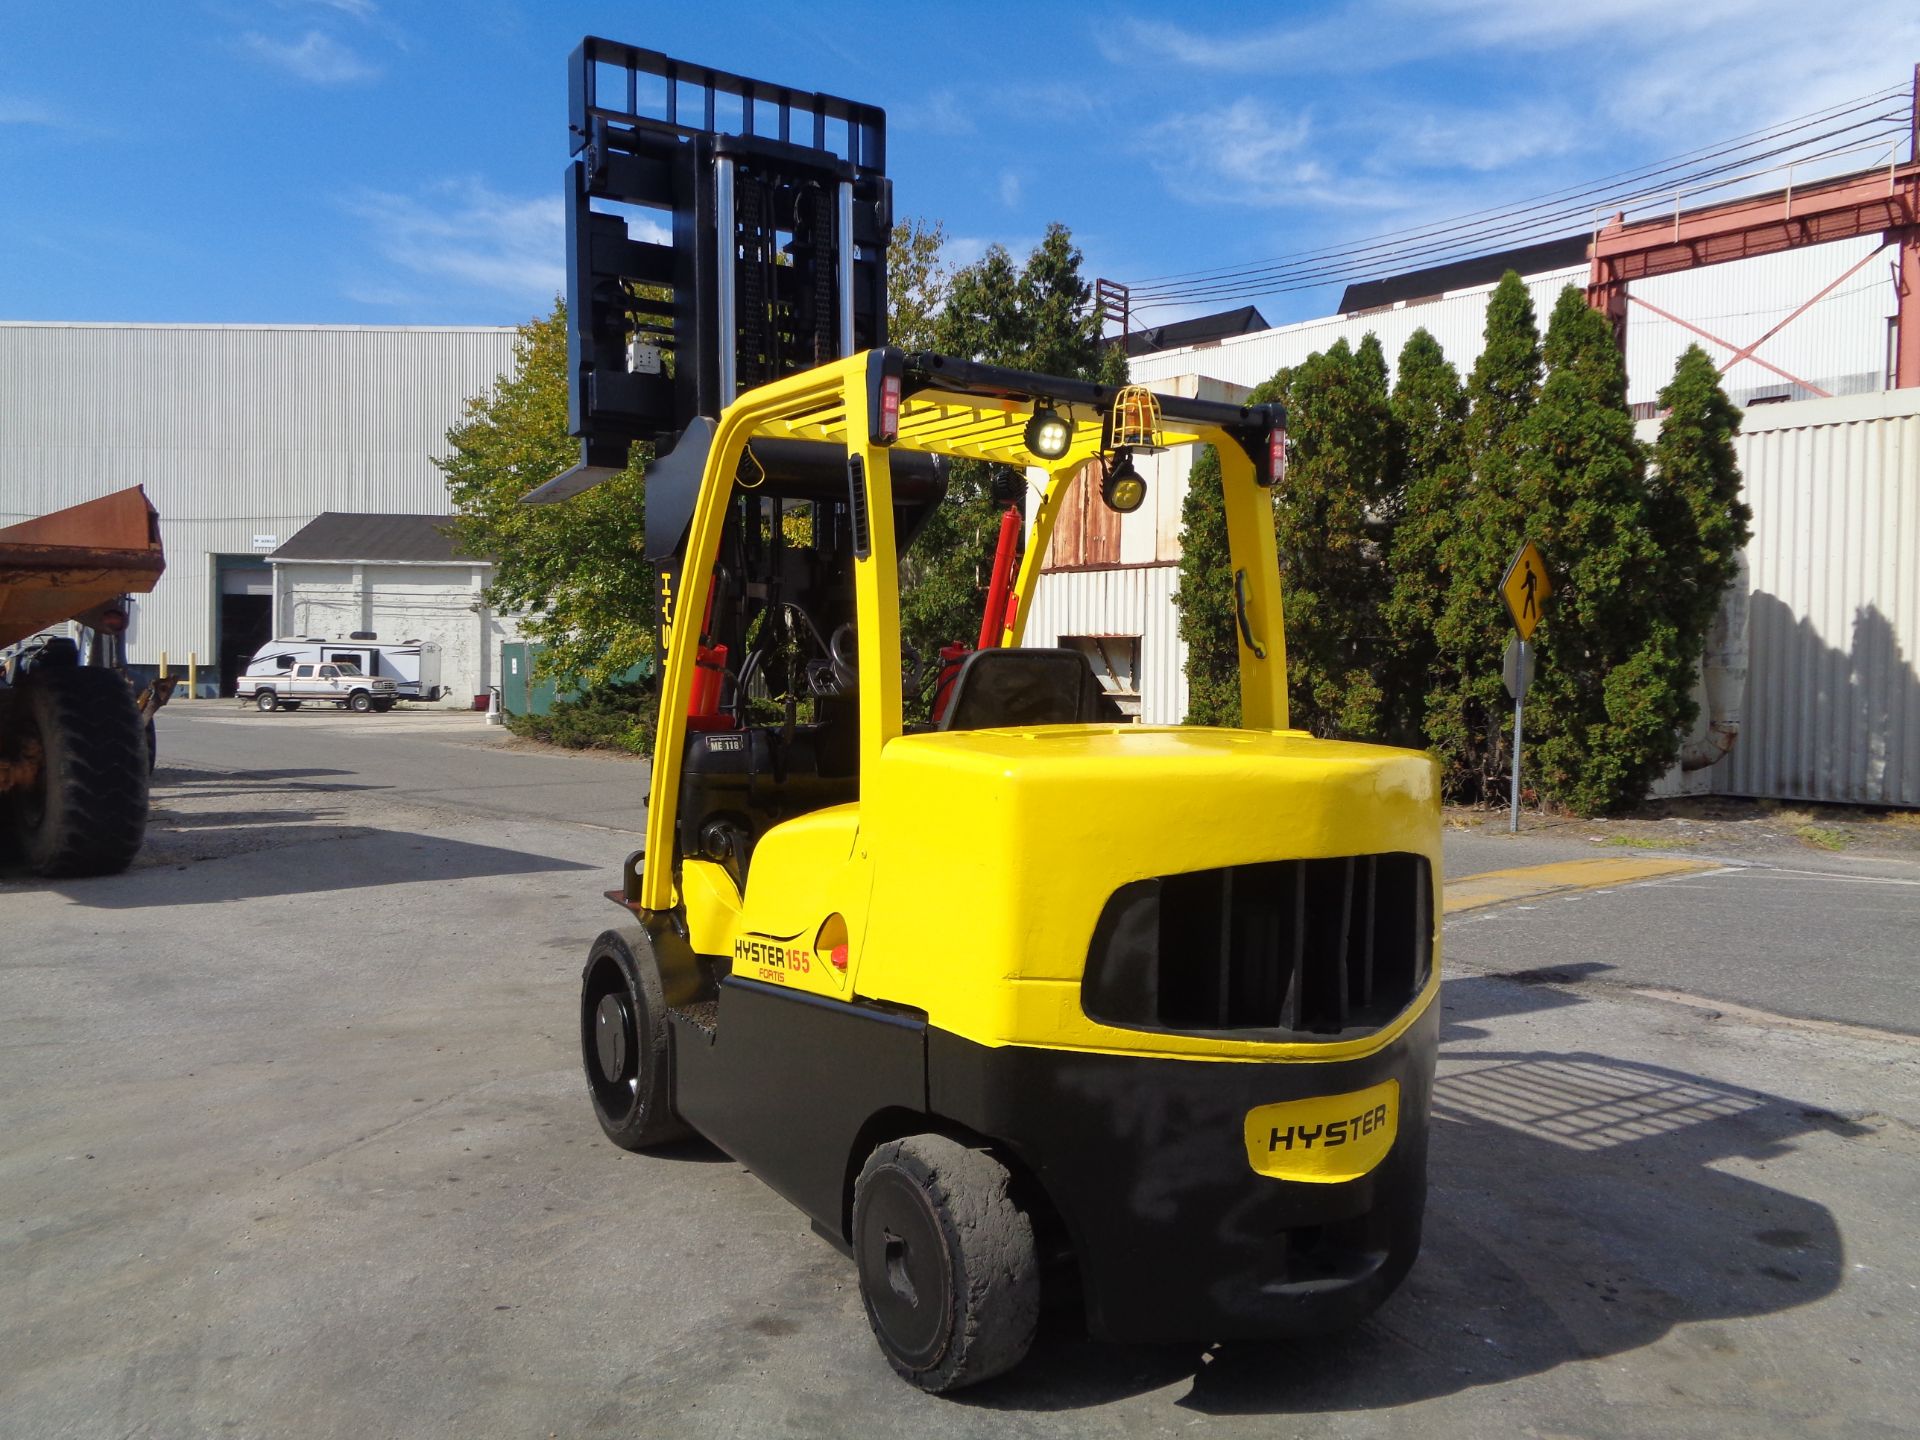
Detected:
[926,996,1437,1344]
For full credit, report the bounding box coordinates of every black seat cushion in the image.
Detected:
[938,648,1124,731]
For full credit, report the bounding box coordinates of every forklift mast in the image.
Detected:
[546,37,891,491]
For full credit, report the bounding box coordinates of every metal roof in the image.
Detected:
[1337,234,1591,313]
[1124,306,1270,357]
[270,512,485,564]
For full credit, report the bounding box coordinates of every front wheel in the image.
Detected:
[254,690,278,712]
[371,698,394,712]
[1,663,149,876]
[852,1135,1039,1393]
[347,691,373,713]
[580,930,688,1150]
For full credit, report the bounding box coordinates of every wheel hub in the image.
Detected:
[857,1173,950,1368]
[594,993,630,1083]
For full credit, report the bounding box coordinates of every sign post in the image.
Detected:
[1500,541,1552,833]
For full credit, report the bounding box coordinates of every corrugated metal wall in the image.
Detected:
[0,322,519,672]
[1692,389,1920,806]
[1022,564,1187,725]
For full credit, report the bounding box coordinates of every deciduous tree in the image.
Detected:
[439,303,655,690]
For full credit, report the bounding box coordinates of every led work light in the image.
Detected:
[1024,405,1074,461]
[1101,451,1148,514]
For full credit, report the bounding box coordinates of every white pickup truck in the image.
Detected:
[235,660,398,713]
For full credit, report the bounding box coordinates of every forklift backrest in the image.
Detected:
[938,648,1124,732]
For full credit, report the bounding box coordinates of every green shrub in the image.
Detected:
[505,680,657,755]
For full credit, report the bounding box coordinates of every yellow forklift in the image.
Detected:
[536,39,1440,1392]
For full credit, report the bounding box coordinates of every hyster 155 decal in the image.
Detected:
[1242,1079,1400,1184]
[735,935,810,985]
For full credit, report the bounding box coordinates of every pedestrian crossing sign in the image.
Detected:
[1501,540,1552,640]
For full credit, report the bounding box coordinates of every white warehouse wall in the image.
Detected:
[272,560,528,707]
[0,323,519,676]
[1128,237,1893,411]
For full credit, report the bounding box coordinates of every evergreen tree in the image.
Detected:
[1273,337,1400,740]
[1174,443,1240,726]
[440,303,654,690]
[1382,328,1469,748]
[1649,344,1750,645]
[1173,374,1285,728]
[1520,286,1676,814]
[1429,271,1540,799]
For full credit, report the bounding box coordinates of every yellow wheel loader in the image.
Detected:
[540,39,1440,1392]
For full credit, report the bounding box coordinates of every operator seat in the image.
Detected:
[938,647,1125,732]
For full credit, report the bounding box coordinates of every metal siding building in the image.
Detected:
[1028,237,1911,795]
[1700,389,1920,805]
[0,322,518,689]
[1127,239,1895,410]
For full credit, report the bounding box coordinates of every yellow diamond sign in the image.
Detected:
[1501,540,1552,640]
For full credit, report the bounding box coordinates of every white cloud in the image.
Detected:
[1398,103,1580,173]
[0,97,59,127]
[894,90,975,137]
[238,29,378,84]
[1144,99,1341,209]
[342,180,673,309]
[998,170,1022,208]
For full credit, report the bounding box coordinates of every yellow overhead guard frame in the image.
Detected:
[638,347,1292,916]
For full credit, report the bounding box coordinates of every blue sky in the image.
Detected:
[3,1,1914,329]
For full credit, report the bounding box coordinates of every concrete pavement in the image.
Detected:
[4,708,1918,1437]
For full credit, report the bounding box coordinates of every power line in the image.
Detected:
[1133,127,1907,313]
[1130,109,1907,309]
[1120,80,1911,316]
[1127,81,1905,292]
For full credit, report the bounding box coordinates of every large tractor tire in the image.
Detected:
[2,665,149,877]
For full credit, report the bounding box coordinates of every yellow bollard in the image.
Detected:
[187,652,198,699]
[159,650,169,680]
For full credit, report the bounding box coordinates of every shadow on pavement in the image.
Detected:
[40,827,592,906]
[154,765,390,796]
[963,973,1855,1415]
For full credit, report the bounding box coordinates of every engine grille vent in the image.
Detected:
[1082,854,1432,1038]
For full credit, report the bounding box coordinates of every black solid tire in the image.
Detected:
[852,1134,1039,1393]
[372,698,394,712]
[2,665,149,877]
[255,690,278,712]
[580,929,689,1150]
[282,701,301,710]
[348,691,373,713]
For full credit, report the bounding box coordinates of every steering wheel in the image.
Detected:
[829,622,859,695]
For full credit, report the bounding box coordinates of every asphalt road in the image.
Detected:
[4,706,1917,1437]
[154,703,1920,1033]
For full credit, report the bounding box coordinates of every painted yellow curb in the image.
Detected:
[1442,855,1719,915]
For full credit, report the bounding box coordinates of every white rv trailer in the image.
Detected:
[242,634,445,702]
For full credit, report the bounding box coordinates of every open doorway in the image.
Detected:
[215,557,274,695]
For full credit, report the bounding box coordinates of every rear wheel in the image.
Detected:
[371,697,394,712]
[347,691,373,713]
[281,701,301,711]
[852,1135,1039,1393]
[255,690,278,712]
[580,930,689,1150]
[1,664,149,877]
